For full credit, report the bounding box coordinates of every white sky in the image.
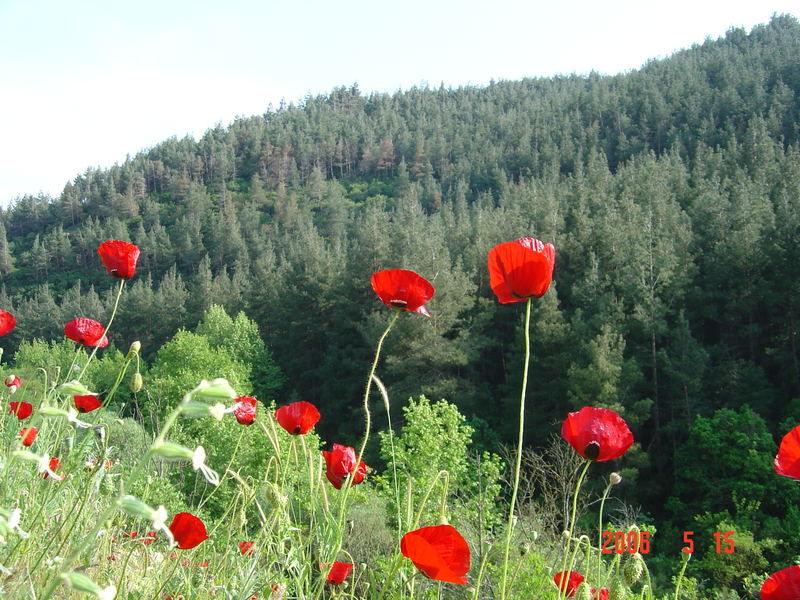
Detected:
[0,0,797,206]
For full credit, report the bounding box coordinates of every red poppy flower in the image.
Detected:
[275,401,320,435]
[0,310,15,336]
[74,394,102,413]
[553,571,585,597]
[19,427,38,446]
[4,375,21,388]
[239,541,255,555]
[64,318,108,347]
[9,401,33,420]
[593,589,610,600]
[400,524,470,584]
[488,237,555,304]
[561,406,634,462]
[322,444,369,489]
[233,395,257,425]
[325,561,353,585]
[762,566,800,600]
[371,269,435,317]
[775,425,800,479]
[168,512,209,549]
[98,240,140,280]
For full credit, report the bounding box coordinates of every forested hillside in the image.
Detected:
[2,13,799,563]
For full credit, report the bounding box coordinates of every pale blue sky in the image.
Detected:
[1,0,797,205]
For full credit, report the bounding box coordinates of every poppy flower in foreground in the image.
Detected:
[98,240,140,279]
[168,512,209,549]
[9,401,33,420]
[774,424,800,480]
[275,401,320,435]
[487,237,555,304]
[762,565,800,600]
[322,444,369,489]
[64,318,109,348]
[561,406,634,462]
[19,427,38,446]
[0,310,15,336]
[401,524,470,584]
[371,268,435,317]
[553,571,584,597]
[325,561,353,585]
[233,395,257,425]
[74,394,102,413]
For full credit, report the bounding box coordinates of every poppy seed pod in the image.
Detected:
[623,553,644,586]
[129,373,143,393]
[610,577,630,600]
[576,582,593,600]
[126,340,141,359]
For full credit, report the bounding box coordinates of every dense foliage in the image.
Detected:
[1,14,800,588]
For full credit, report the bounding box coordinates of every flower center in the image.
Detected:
[389,299,408,309]
[293,425,301,435]
[584,441,601,460]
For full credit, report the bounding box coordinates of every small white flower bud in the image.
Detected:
[610,472,622,485]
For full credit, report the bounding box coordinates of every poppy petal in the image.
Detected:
[9,401,33,420]
[775,425,800,479]
[561,407,634,462]
[98,240,141,279]
[325,561,353,584]
[488,238,555,303]
[554,571,585,597]
[371,269,435,316]
[64,318,108,347]
[275,401,321,435]
[400,524,470,584]
[762,566,800,600]
[0,310,16,336]
[74,394,102,413]
[168,512,209,549]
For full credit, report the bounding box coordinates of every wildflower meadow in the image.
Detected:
[0,237,798,600]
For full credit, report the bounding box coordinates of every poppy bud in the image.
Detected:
[60,572,117,600]
[610,472,622,485]
[126,340,141,359]
[519,541,531,555]
[190,378,236,402]
[119,496,158,520]
[576,582,593,600]
[152,441,194,461]
[182,401,217,418]
[4,374,18,387]
[610,577,630,600]
[129,373,143,393]
[58,380,94,396]
[263,482,288,508]
[622,553,644,586]
[39,406,69,418]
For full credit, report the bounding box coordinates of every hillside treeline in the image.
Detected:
[1,14,800,562]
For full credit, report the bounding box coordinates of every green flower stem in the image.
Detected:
[77,278,125,382]
[372,372,403,544]
[320,311,398,598]
[374,470,449,600]
[100,354,134,408]
[557,459,592,597]
[596,482,613,585]
[499,297,532,600]
[197,426,247,512]
[39,393,189,600]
